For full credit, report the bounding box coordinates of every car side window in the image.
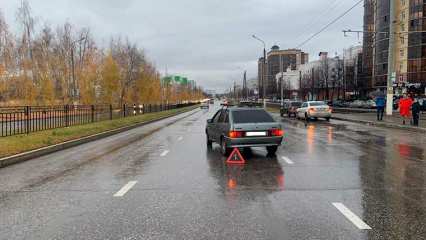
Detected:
[301,103,308,108]
[213,110,222,123]
[224,111,229,123]
[218,110,226,123]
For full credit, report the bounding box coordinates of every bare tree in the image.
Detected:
[320,58,330,100]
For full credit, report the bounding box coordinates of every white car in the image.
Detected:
[296,101,332,121]
[200,102,209,109]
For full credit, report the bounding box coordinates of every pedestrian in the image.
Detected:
[399,94,413,125]
[412,97,421,126]
[374,95,385,121]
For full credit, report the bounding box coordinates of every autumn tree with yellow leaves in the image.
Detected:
[0,1,204,106]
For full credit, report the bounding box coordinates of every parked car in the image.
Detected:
[349,100,365,108]
[206,107,283,156]
[362,100,377,109]
[280,101,302,118]
[296,101,332,121]
[332,100,350,108]
[419,98,426,111]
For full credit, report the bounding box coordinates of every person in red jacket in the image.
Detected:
[399,94,413,125]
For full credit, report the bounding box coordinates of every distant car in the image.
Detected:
[419,98,426,111]
[280,101,302,118]
[296,101,332,121]
[200,102,209,109]
[349,100,365,108]
[362,100,376,109]
[206,107,283,156]
[332,100,347,108]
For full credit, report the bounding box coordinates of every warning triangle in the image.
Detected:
[226,148,245,164]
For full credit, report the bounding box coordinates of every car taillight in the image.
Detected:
[328,107,333,113]
[269,129,283,137]
[229,131,244,138]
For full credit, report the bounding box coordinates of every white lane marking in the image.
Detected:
[281,156,294,164]
[160,150,170,157]
[332,202,372,230]
[113,181,137,197]
[177,136,183,141]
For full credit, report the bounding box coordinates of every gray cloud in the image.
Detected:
[2,0,363,92]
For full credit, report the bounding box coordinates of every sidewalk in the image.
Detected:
[332,112,426,132]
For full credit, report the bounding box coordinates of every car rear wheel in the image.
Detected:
[326,117,330,122]
[266,146,278,155]
[220,137,231,156]
[305,113,309,122]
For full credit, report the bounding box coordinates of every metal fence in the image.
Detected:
[0,103,195,137]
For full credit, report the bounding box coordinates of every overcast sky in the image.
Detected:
[1,0,363,92]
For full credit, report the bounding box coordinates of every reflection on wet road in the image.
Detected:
[0,105,425,239]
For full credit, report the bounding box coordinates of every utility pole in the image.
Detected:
[386,0,396,115]
[243,71,247,99]
[299,70,302,100]
[280,55,283,105]
[311,68,315,100]
[252,35,267,108]
[263,47,267,107]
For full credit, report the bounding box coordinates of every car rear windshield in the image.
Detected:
[291,102,302,107]
[232,110,274,123]
[310,101,326,106]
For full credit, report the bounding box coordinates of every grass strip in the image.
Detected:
[0,105,198,158]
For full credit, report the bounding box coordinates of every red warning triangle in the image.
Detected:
[226,148,245,164]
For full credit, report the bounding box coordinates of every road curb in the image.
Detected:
[0,107,199,168]
[331,116,426,133]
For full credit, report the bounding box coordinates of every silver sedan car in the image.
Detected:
[206,107,283,156]
[296,101,332,121]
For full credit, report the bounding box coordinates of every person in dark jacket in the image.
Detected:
[375,95,386,121]
[412,98,421,126]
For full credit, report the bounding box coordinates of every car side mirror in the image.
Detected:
[207,119,213,124]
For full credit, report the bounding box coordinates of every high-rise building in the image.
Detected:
[362,0,426,95]
[265,46,308,97]
[361,0,375,95]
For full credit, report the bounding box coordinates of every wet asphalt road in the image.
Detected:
[0,104,425,240]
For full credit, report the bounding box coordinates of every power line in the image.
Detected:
[293,0,344,43]
[296,0,363,48]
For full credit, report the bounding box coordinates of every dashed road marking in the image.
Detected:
[332,202,372,230]
[160,150,170,157]
[113,181,137,197]
[281,156,294,164]
[177,136,183,141]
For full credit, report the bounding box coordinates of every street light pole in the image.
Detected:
[386,0,396,115]
[252,34,267,108]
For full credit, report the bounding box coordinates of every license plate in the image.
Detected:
[246,131,267,136]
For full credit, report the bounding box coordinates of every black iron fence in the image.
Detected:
[0,103,196,137]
